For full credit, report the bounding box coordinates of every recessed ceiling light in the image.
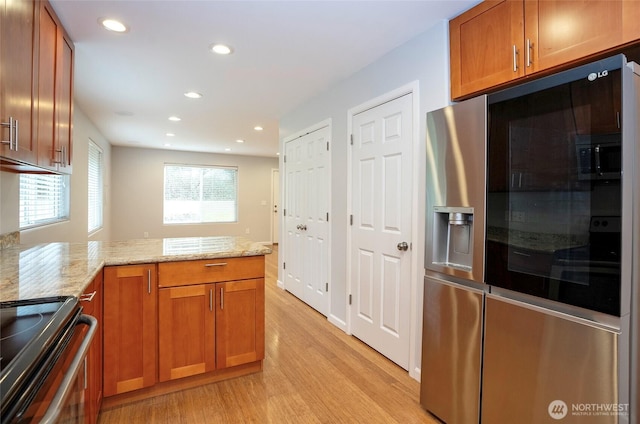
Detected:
[184,91,202,99]
[166,133,175,137]
[164,143,171,147]
[276,152,280,156]
[254,126,263,131]
[210,44,233,55]
[236,139,245,143]
[99,18,128,33]
[225,148,232,152]
[168,116,181,122]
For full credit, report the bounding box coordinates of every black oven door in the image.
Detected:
[486,55,624,316]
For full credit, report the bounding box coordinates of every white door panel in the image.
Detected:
[271,169,280,244]
[284,125,330,316]
[350,93,413,369]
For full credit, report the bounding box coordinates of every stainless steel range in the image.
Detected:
[1,296,97,423]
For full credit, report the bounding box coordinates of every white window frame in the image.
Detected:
[163,164,238,225]
[88,139,104,234]
[19,173,70,229]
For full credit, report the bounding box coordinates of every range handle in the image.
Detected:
[40,315,98,424]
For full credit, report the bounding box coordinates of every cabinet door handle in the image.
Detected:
[526,39,532,68]
[80,291,97,302]
[513,45,518,72]
[54,145,68,165]
[147,269,151,294]
[1,117,15,150]
[220,287,224,310]
[205,263,227,267]
[209,289,213,311]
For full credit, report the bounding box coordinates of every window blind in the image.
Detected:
[88,140,103,233]
[164,164,238,224]
[19,174,70,229]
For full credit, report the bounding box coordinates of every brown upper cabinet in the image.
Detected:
[1,0,73,173]
[0,0,38,165]
[35,1,73,173]
[450,0,640,100]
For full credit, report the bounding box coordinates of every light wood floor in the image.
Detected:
[98,246,439,424]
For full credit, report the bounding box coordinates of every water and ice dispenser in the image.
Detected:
[431,206,474,271]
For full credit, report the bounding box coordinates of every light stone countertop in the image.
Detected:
[0,236,271,302]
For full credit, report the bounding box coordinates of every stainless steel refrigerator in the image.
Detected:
[421,55,640,424]
[421,94,487,424]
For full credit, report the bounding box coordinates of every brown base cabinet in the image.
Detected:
[104,256,266,406]
[80,271,103,424]
[158,257,265,382]
[103,264,157,397]
[158,284,216,382]
[216,278,265,369]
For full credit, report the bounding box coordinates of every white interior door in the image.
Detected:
[271,169,280,244]
[349,93,413,369]
[284,138,304,299]
[284,125,330,316]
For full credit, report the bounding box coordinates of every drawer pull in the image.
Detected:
[205,263,228,267]
[79,291,97,302]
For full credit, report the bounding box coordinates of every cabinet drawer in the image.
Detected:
[158,256,265,287]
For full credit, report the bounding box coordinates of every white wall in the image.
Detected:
[278,21,454,379]
[110,146,278,242]
[0,107,112,244]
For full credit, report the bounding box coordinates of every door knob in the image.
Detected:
[397,242,409,251]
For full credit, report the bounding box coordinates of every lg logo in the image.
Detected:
[588,70,609,81]
[548,400,568,420]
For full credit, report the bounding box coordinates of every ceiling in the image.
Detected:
[50,0,479,157]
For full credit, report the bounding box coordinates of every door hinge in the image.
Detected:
[350,215,353,226]
[325,282,328,292]
[326,141,329,151]
[326,212,329,222]
[284,155,287,163]
[350,134,353,145]
[283,208,286,217]
[283,261,286,270]
[349,294,352,305]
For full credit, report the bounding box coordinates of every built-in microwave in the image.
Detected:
[575,133,621,180]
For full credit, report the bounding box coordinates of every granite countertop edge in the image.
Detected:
[0,236,271,302]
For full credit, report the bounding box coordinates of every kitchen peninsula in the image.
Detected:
[0,236,271,301]
[0,236,271,418]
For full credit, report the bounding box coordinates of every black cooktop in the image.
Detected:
[1,299,67,371]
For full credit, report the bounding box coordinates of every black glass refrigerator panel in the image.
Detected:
[486,58,623,316]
